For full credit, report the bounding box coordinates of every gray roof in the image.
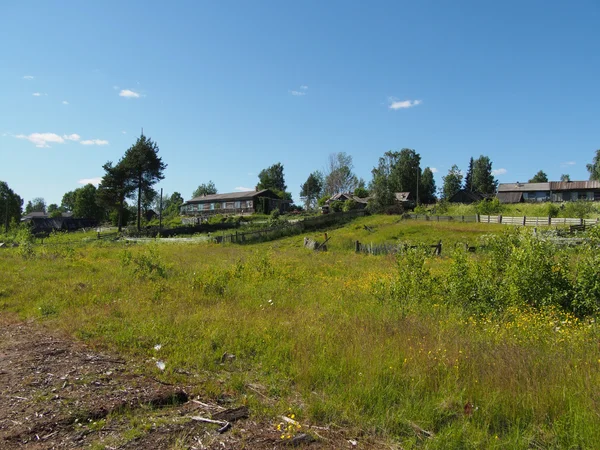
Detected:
[497,192,524,204]
[498,183,550,192]
[185,190,270,204]
[549,181,600,190]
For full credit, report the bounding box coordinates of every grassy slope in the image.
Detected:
[1,216,599,448]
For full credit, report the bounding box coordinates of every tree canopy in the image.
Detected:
[529,170,549,183]
[420,167,437,204]
[0,181,23,232]
[121,134,167,231]
[300,171,324,210]
[472,155,498,194]
[192,181,217,198]
[586,150,600,181]
[256,162,291,199]
[323,152,359,195]
[442,165,463,199]
[97,160,135,231]
[25,197,46,214]
[464,157,474,192]
[560,174,571,182]
[73,184,105,221]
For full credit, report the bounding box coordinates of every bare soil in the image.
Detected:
[0,315,376,449]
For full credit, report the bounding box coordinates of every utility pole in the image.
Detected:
[159,188,163,230]
[416,166,420,206]
[4,194,8,233]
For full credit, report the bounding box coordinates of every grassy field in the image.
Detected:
[427,200,600,219]
[1,216,599,448]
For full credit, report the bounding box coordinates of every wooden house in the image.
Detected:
[180,189,289,218]
[497,181,600,203]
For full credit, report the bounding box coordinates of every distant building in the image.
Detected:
[448,189,485,204]
[321,192,370,213]
[180,189,289,218]
[497,181,600,203]
[21,212,97,234]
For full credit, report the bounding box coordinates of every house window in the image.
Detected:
[571,192,578,201]
[235,201,241,209]
[247,200,253,208]
[210,203,215,210]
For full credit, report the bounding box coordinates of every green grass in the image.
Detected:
[430,201,600,219]
[1,217,599,448]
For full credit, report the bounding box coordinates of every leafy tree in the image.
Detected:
[323,153,359,195]
[61,190,77,211]
[257,162,287,192]
[47,204,64,218]
[472,156,498,194]
[300,171,323,210]
[25,197,46,214]
[0,181,23,232]
[560,174,571,182]
[442,165,463,199]
[73,184,104,221]
[97,160,134,232]
[369,149,423,209]
[464,157,474,192]
[162,192,184,217]
[529,170,549,183]
[587,149,600,181]
[121,134,167,231]
[192,181,217,198]
[420,167,437,204]
[353,186,369,198]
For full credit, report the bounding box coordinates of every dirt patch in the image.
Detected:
[0,316,375,449]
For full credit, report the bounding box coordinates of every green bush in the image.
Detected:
[476,198,503,215]
[329,201,344,213]
[342,199,358,212]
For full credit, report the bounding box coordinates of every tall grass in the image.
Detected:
[1,219,599,447]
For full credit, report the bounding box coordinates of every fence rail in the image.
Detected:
[355,240,443,256]
[217,210,366,244]
[404,213,599,229]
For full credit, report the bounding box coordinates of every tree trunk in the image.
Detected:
[137,177,142,231]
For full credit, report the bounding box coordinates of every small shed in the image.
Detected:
[448,189,484,204]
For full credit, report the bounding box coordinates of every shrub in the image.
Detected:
[329,201,343,213]
[476,198,503,215]
[268,209,282,227]
[342,199,358,212]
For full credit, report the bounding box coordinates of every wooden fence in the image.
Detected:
[404,213,599,229]
[217,210,366,244]
[355,240,443,256]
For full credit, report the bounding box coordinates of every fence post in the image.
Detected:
[476,214,480,223]
[548,216,551,226]
[523,216,526,226]
[499,215,502,224]
[355,240,360,253]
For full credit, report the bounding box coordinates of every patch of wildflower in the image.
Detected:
[276,410,301,440]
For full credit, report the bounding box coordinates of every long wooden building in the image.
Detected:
[180,189,288,217]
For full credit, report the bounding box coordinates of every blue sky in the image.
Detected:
[2,0,600,206]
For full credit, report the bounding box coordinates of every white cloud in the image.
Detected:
[23,75,34,80]
[80,139,109,146]
[290,90,306,96]
[121,131,127,134]
[63,134,80,141]
[492,168,507,176]
[78,177,102,186]
[62,100,69,105]
[561,161,576,167]
[234,186,254,192]
[32,92,45,97]
[388,98,422,110]
[430,167,438,173]
[119,89,140,98]
[300,85,308,90]
[15,132,65,148]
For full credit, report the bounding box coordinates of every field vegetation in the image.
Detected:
[1,216,600,448]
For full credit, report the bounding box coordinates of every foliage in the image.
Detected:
[73,184,105,221]
[529,170,549,183]
[256,163,291,201]
[61,190,77,211]
[370,149,422,209]
[563,200,593,219]
[420,167,436,204]
[300,171,323,210]
[121,134,167,231]
[25,197,46,214]
[0,181,23,229]
[546,203,560,218]
[475,197,502,215]
[323,152,359,195]
[586,149,600,181]
[3,220,600,447]
[442,165,463,199]
[560,174,571,182]
[268,209,282,227]
[342,199,358,212]
[464,157,474,192]
[192,181,217,198]
[472,155,498,194]
[317,195,330,207]
[353,186,369,198]
[329,200,343,213]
